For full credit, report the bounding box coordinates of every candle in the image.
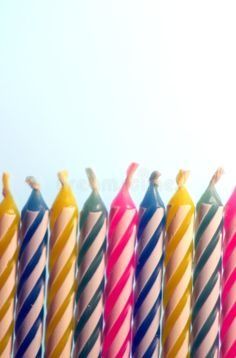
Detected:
[103,163,138,358]
[46,171,78,358]
[14,177,49,358]
[191,168,223,357]
[162,170,194,357]
[74,168,107,357]
[132,171,165,357]
[221,188,236,357]
[0,173,19,358]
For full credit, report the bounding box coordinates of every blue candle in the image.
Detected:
[133,171,165,357]
[14,177,49,358]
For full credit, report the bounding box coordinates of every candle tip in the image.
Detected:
[124,162,138,189]
[2,172,10,197]
[176,169,190,188]
[210,167,224,186]
[149,171,161,185]
[58,170,69,186]
[25,176,40,190]
[86,168,99,192]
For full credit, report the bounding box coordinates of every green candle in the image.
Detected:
[191,168,224,357]
[74,168,107,358]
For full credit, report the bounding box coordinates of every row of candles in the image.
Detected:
[0,164,235,358]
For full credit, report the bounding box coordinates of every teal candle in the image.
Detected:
[191,168,224,357]
[74,169,107,357]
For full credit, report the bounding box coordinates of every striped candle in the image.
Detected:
[14,177,49,358]
[162,170,194,358]
[221,188,236,357]
[133,171,165,357]
[46,171,78,358]
[103,163,138,358]
[191,168,223,357]
[0,173,19,358]
[74,168,107,357]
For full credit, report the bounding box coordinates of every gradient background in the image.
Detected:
[0,0,235,209]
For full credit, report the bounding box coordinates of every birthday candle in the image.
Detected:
[74,168,107,357]
[14,177,49,358]
[132,171,165,357]
[0,173,19,358]
[191,168,223,357]
[221,188,236,357]
[103,163,138,358]
[46,171,78,358]
[162,170,194,357]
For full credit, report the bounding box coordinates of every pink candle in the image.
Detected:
[103,163,138,358]
[221,188,236,358]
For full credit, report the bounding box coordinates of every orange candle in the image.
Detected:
[0,173,19,357]
[162,170,195,357]
[46,171,79,358]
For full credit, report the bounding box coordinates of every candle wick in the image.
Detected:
[149,171,161,185]
[176,169,190,188]
[86,168,99,192]
[124,162,138,189]
[2,172,10,197]
[210,167,224,186]
[26,176,40,190]
[58,170,68,186]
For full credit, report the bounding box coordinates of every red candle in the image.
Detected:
[103,163,138,358]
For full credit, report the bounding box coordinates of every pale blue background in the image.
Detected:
[0,0,235,210]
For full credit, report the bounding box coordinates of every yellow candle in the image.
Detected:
[46,171,79,358]
[162,170,194,358]
[0,173,19,358]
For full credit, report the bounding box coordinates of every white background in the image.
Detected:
[0,0,235,209]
